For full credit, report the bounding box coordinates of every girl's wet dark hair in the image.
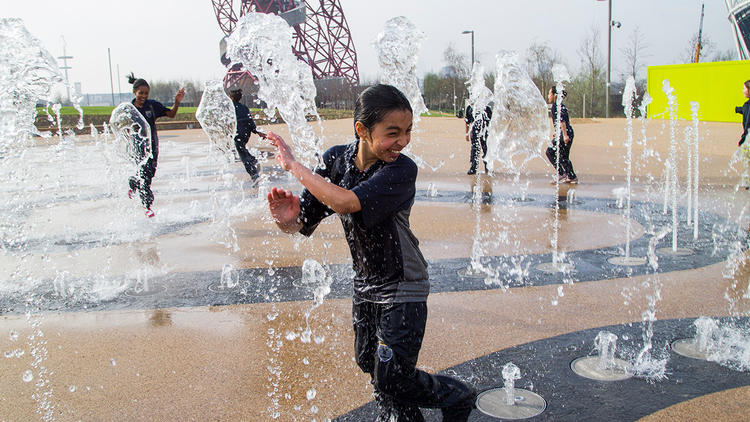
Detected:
[353,84,412,139]
[127,72,149,91]
[744,80,750,90]
[550,86,567,99]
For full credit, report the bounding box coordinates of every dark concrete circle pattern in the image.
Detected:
[335,318,750,421]
[0,190,743,314]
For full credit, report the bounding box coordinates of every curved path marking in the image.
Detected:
[336,318,750,421]
[0,188,742,314]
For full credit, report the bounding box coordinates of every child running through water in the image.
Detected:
[127,73,185,217]
[734,79,750,189]
[545,86,577,184]
[267,84,476,421]
[734,79,750,148]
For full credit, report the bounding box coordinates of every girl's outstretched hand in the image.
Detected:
[267,131,295,171]
[175,88,185,103]
[267,187,301,232]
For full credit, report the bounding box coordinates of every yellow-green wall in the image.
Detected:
[647,60,750,122]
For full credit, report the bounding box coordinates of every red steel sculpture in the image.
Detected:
[211,0,360,88]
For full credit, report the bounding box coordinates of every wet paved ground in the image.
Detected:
[1,117,749,421]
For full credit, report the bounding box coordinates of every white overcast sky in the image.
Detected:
[4,0,737,94]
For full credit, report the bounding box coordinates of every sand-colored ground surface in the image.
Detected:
[0,117,748,421]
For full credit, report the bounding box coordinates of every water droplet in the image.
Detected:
[68,385,76,392]
[302,357,309,365]
[306,388,316,400]
[22,370,33,382]
[311,405,319,413]
[110,358,117,366]
[9,330,19,341]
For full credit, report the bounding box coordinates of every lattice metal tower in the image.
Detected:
[726,0,750,59]
[212,0,359,88]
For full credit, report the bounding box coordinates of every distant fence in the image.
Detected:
[647,60,750,122]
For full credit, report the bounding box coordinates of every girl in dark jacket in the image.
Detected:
[127,73,184,217]
[735,79,750,147]
[546,86,577,184]
[267,84,476,421]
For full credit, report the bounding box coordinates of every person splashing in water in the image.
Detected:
[267,84,476,421]
[127,73,184,217]
[546,86,577,184]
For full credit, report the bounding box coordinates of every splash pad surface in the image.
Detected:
[1,117,749,421]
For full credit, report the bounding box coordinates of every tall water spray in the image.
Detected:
[632,230,670,380]
[551,64,570,264]
[0,18,63,146]
[486,51,549,176]
[662,80,679,251]
[225,13,333,418]
[196,80,237,157]
[466,62,493,276]
[0,17,67,421]
[196,80,243,251]
[622,77,637,259]
[109,103,153,172]
[690,102,700,239]
[225,12,321,167]
[373,16,427,125]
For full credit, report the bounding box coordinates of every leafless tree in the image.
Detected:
[712,48,737,62]
[484,71,495,92]
[443,44,470,114]
[148,80,182,106]
[620,26,649,83]
[443,44,470,80]
[576,26,606,117]
[526,42,561,97]
[683,32,715,63]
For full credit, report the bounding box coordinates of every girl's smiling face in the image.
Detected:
[133,86,150,107]
[357,109,413,164]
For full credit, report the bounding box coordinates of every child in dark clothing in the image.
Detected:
[465,104,492,175]
[735,79,750,147]
[545,86,577,184]
[126,73,184,217]
[267,84,476,421]
[229,89,266,182]
[736,79,750,189]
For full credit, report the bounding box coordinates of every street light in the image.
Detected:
[462,30,474,67]
[597,0,620,118]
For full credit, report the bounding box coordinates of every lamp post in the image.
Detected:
[462,30,474,66]
[598,0,620,118]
